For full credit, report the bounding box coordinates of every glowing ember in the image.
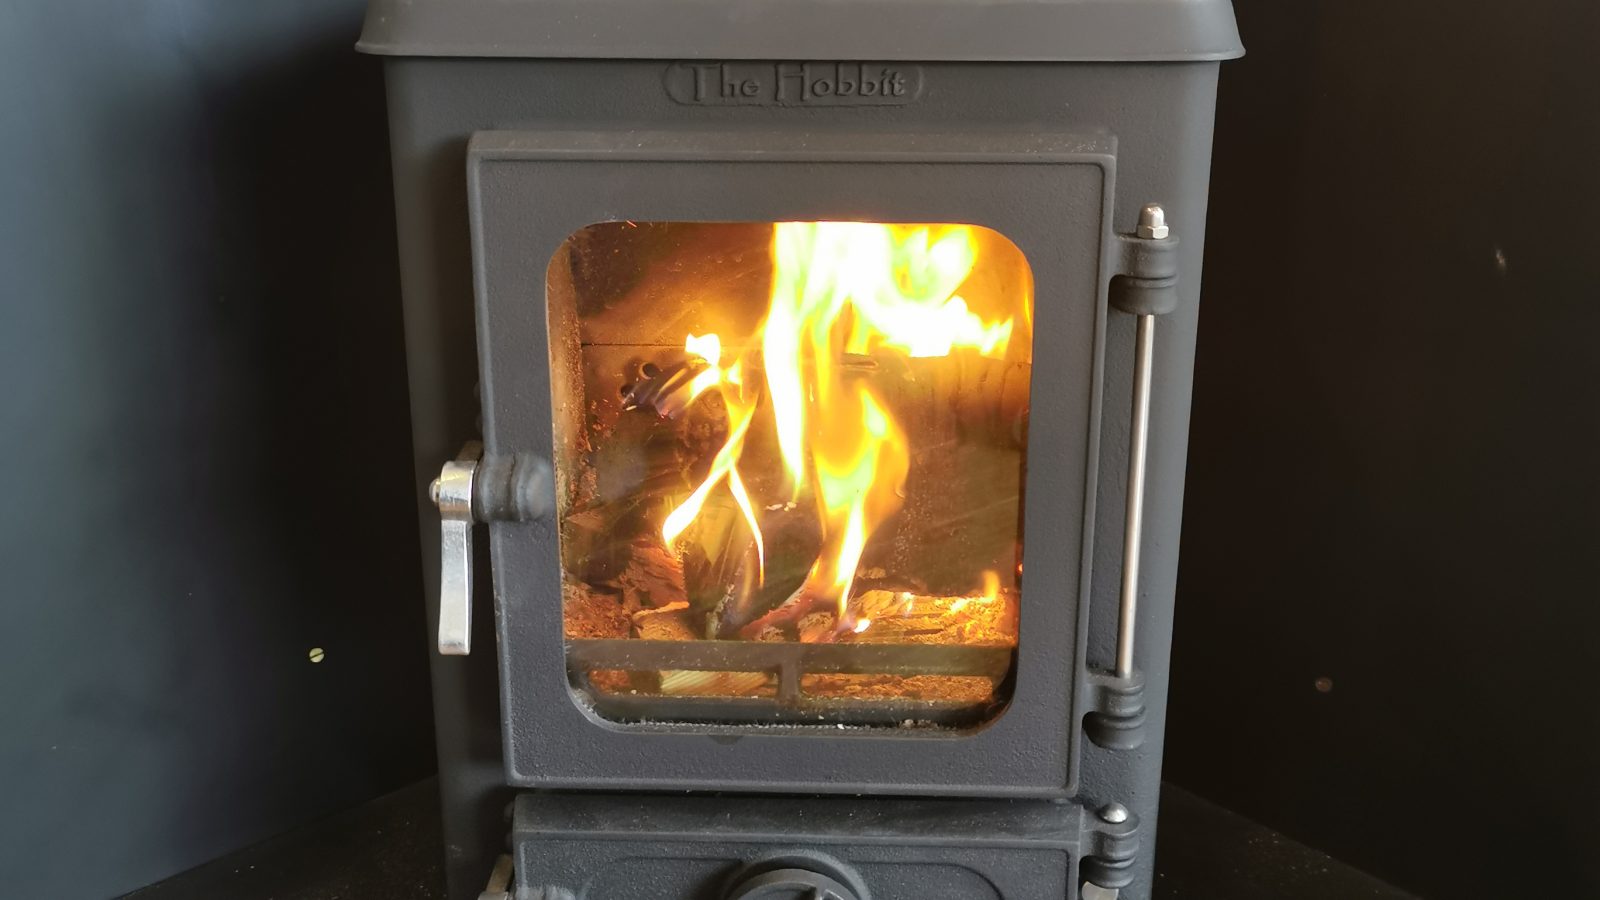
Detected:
[661,223,1017,638]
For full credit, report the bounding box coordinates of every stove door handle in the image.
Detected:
[430,442,483,656]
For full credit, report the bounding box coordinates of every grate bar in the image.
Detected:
[566,638,1013,679]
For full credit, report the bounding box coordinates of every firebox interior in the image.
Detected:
[547,221,1034,728]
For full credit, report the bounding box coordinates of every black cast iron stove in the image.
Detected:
[359,3,1242,898]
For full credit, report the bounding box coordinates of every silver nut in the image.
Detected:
[1136,204,1170,241]
[1100,802,1130,824]
[428,478,442,506]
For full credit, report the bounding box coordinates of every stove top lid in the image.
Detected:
[356,0,1243,62]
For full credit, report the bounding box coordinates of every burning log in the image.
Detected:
[738,591,838,640]
[615,538,689,614]
[562,538,690,642]
[755,586,1020,646]
[632,606,697,642]
[845,588,1018,646]
[797,611,837,644]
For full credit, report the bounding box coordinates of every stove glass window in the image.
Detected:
[547,222,1032,729]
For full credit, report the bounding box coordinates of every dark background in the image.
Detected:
[1,2,1595,899]
[0,3,433,899]
[1167,1,1600,899]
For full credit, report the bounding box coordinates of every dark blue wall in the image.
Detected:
[0,3,434,897]
[1169,1,1600,898]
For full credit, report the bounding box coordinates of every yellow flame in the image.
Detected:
[660,400,755,544]
[803,389,906,622]
[684,332,725,402]
[662,223,1016,632]
[661,336,765,581]
[951,569,1003,613]
[724,463,764,581]
[685,332,722,364]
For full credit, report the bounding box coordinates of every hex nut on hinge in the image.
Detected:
[1084,668,1147,750]
[1111,203,1181,317]
[1135,204,1169,240]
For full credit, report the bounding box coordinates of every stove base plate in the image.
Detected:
[513,792,1083,899]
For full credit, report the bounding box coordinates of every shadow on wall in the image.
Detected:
[0,4,434,898]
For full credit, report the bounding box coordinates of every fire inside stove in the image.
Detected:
[547,221,1033,727]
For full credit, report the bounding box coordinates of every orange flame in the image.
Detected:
[663,223,1015,634]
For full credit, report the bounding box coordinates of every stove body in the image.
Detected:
[361,4,1240,898]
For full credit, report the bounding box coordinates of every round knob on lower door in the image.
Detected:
[727,867,858,900]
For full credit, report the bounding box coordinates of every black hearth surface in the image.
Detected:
[126,781,1415,900]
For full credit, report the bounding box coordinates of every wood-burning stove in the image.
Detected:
[359,3,1241,898]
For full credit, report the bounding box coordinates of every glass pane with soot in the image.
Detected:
[547,221,1032,729]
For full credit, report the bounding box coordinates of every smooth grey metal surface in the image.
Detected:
[357,0,1243,63]
[433,444,481,656]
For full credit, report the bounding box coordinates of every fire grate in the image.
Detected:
[566,638,1015,726]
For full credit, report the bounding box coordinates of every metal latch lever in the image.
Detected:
[427,443,555,656]
[430,441,483,656]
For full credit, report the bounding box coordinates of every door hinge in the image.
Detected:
[1090,203,1177,752]
[1110,203,1181,317]
[428,443,553,656]
[1081,802,1141,899]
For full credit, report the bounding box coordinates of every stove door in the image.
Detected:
[468,129,1113,797]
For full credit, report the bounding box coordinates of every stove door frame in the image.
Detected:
[468,129,1114,798]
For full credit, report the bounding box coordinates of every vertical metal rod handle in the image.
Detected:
[1115,313,1155,679]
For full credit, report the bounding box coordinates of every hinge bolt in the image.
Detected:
[428,477,441,506]
[1136,204,1169,240]
[1100,802,1131,825]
